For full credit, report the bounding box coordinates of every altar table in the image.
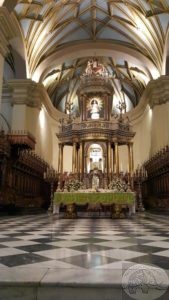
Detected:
[53,191,135,218]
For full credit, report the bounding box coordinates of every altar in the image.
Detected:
[53,191,135,218]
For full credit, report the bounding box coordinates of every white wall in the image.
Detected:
[118,145,129,173]
[150,102,169,155]
[132,105,152,168]
[115,105,152,171]
[51,119,59,170]
[11,104,54,166]
[63,146,72,172]
[34,106,53,165]
[11,104,26,129]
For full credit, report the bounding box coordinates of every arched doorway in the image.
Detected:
[86,143,104,173]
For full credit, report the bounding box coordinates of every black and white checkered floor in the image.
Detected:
[0,214,169,270]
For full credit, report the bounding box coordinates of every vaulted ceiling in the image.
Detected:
[3,0,169,113]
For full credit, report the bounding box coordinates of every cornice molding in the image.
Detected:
[0,7,17,57]
[126,76,169,123]
[6,80,42,109]
[3,76,169,126]
[148,76,169,109]
[2,79,68,122]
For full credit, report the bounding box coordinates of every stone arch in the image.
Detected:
[0,3,27,79]
[163,27,169,75]
[85,141,107,157]
[2,0,17,12]
[3,14,27,80]
[32,41,159,83]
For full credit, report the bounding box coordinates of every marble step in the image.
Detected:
[0,267,168,300]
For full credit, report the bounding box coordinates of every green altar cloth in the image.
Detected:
[54,192,135,205]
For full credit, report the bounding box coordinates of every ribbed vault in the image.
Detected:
[2,0,169,113]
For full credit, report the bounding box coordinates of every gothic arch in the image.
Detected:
[2,0,17,12]
[162,26,169,75]
[3,13,27,80]
[165,28,169,75]
[32,41,159,83]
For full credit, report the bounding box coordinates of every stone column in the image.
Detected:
[115,142,119,176]
[0,7,17,111]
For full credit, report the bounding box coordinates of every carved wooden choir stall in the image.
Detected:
[0,129,57,213]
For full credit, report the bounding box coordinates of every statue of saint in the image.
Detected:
[85,60,92,76]
[91,99,99,113]
[92,174,99,189]
[90,99,100,119]
[84,58,106,77]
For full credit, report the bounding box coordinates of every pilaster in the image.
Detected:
[7,80,42,109]
[0,7,17,57]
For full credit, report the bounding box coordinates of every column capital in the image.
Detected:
[148,76,169,108]
[6,79,42,109]
[0,7,17,57]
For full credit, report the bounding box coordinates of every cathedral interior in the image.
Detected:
[0,1,169,299]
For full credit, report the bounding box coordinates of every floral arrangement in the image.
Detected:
[108,177,128,192]
[64,179,83,192]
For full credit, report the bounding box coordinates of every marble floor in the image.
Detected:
[0,213,169,299]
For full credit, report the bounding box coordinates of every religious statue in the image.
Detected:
[87,98,103,120]
[92,174,99,190]
[85,58,106,77]
[91,99,100,115]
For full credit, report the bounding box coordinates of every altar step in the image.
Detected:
[0,283,125,300]
[0,268,168,300]
[58,211,134,219]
